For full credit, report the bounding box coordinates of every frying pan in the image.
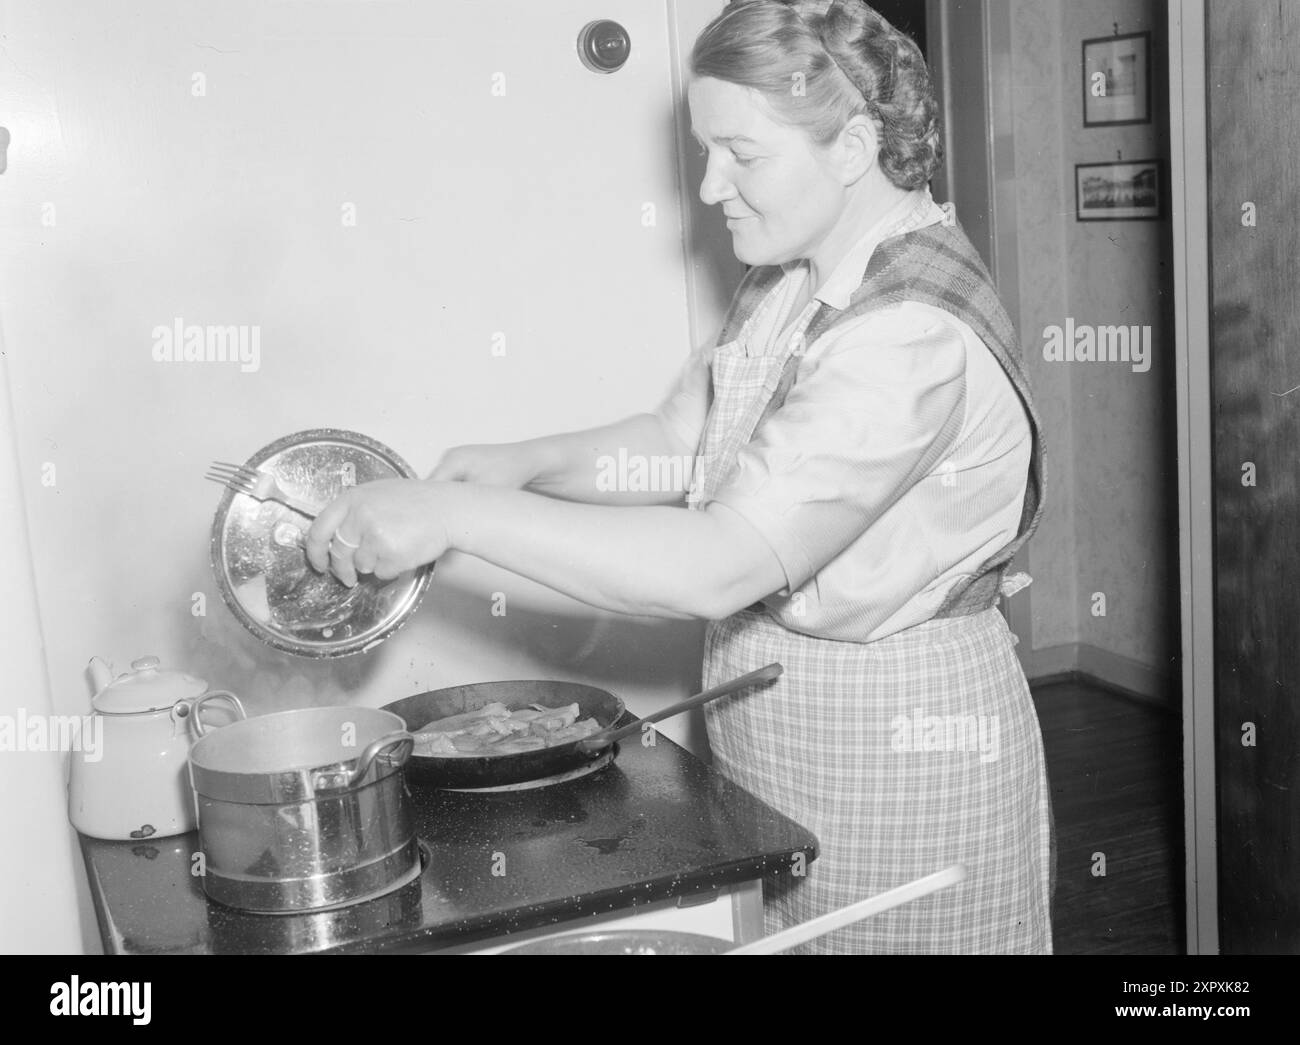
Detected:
[383,680,624,789]
[383,665,782,790]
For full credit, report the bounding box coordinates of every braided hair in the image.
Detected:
[691,0,942,190]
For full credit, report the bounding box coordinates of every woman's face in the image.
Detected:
[688,76,849,267]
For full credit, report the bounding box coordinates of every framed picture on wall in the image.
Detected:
[1082,31,1151,126]
[1075,160,1162,221]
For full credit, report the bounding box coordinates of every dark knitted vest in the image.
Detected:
[716,221,1046,618]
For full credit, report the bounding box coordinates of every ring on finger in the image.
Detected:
[331,530,361,550]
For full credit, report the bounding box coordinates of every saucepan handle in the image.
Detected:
[346,730,415,787]
[188,690,248,737]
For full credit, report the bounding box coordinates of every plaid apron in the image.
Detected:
[693,314,1054,954]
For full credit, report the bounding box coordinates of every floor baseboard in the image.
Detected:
[1022,642,1177,711]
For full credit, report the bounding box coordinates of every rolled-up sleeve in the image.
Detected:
[708,303,968,592]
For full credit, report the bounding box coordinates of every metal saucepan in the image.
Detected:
[189,706,418,914]
[384,664,782,790]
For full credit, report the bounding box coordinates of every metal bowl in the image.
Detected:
[210,428,433,657]
[500,930,731,955]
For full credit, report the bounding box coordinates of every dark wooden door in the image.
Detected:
[1207,0,1300,953]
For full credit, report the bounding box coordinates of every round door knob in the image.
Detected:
[577,20,631,74]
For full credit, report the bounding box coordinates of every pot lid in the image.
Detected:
[209,429,433,658]
[92,656,209,714]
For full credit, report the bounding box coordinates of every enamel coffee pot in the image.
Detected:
[67,655,244,840]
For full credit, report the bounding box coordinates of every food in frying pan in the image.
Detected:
[412,702,602,757]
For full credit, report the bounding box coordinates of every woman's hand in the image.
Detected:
[304,479,451,587]
[428,443,547,488]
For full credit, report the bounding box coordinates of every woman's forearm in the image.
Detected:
[522,412,700,506]
[439,482,785,619]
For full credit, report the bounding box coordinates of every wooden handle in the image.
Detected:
[724,864,968,955]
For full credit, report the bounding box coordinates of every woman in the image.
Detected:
[305,0,1053,954]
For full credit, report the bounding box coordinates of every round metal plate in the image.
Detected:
[499,930,731,955]
[210,428,433,657]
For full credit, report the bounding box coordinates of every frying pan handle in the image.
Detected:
[576,662,783,755]
[346,730,415,787]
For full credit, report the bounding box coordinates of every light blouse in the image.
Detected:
[657,187,1032,642]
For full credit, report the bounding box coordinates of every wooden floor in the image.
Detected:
[1031,676,1184,954]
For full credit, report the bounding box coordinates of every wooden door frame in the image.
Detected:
[927,0,1034,654]
[1167,0,1217,956]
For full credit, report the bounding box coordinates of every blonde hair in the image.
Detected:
[690,0,942,190]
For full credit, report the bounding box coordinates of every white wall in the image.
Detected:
[1004,0,1177,695]
[0,326,85,953]
[1059,0,1174,677]
[669,1,748,347]
[0,0,740,951]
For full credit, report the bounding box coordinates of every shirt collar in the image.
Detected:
[783,186,945,312]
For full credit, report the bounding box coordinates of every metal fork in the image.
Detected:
[205,461,322,518]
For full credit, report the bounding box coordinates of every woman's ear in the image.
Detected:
[838,113,881,184]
